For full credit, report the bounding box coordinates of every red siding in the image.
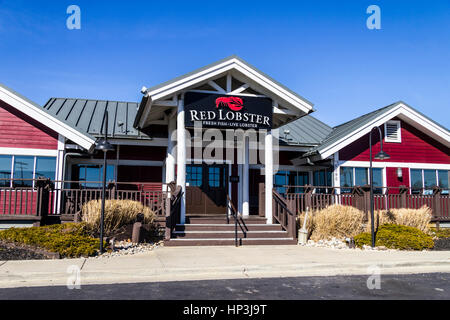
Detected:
[386,167,410,193]
[0,100,58,150]
[339,119,450,164]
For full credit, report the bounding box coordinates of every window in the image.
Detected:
[274,170,310,195]
[75,164,115,188]
[385,120,401,143]
[274,171,288,194]
[208,167,220,187]
[186,165,202,187]
[35,157,57,180]
[13,156,34,187]
[313,170,332,193]
[0,156,12,187]
[438,170,449,195]
[340,167,383,193]
[355,167,368,186]
[411,169,449,194]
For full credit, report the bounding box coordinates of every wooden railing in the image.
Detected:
[272,190,297,239]
[0,179,169,223]
[283,185,450,222]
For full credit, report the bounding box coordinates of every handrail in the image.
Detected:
[272,190,297,239]
[226,195,247,247]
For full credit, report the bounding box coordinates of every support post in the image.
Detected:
[265,130,273,224]
[242,136,249,217]
[176,96,186,224]
[165,115,176,193]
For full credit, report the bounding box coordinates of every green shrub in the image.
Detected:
[429,227,450,239]
[354,224,434,251]
[0,223,105,258]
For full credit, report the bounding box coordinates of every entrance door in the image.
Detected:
[186,164,228,215]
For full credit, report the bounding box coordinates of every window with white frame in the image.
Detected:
[384,120,402,143]
[340,167,383,193]
[410,169,449,194]
[0,155,57,188]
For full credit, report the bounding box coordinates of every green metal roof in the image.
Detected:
[278,115,333,146]
[42,98,150,140]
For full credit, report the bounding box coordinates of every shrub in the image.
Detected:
[0,223,104,258]
[354,224,434,250]
[429,227,450,239]
[309,205,366,241]
[366,206,432,233]
[81,199,155,236]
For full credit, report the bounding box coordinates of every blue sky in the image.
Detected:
[0,0,449,128]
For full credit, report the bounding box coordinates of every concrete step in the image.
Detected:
[164,238,297,246]
[171,230,290,239]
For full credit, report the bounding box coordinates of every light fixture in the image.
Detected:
[374,150,390,161]
[96,138,115,152]
[397,168,403,179]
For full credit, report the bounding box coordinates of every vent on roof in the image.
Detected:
[384,120,401,143]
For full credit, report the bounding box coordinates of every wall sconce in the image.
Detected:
[397,168,403,179]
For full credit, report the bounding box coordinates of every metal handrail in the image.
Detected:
[226,195,248,247]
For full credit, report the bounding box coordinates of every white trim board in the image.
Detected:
[318,103,450,160]
[338,160,450,170]
[0,147,58,157]
[0,85,96,150]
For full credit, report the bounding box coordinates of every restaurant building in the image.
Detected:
[0,56,449,244]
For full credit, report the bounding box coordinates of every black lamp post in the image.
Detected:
[369,126,390,248]
[96,111,115,253]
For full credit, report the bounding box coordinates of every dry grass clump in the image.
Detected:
[366,206,432,233]
[81,200,155,235]
[309,205,366,241]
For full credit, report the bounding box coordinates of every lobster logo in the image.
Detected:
[215,97,244,111]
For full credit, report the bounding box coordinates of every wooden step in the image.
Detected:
[175,224,283,232]
[186,216,267,225]
[171,230,290,239]
[164,238,297,246]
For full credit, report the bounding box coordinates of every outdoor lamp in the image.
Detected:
[95,111,115,254]
[397,167,403,179]
[369,126,390,248]
[374,150,390,161]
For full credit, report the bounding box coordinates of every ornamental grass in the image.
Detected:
[81,199,155,236]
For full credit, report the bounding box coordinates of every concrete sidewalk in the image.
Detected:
[0,246,449,288]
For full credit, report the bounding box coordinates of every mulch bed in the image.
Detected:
[433,238,450,251]
[0,243,47,261]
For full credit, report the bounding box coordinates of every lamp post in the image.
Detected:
[369,126,390,248]
[96,111,115,253]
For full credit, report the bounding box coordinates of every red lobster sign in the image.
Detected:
[215,97,244,111]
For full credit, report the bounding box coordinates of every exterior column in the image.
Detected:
[265,130,273,224]
[242,136,249,217]
[165,114,176,190]
[176,96,186,224]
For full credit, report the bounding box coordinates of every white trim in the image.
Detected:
[339,160,450,170]
[207,80,226,93]
[0,147,58,157]
[318,103,450,159]
[144,57,313,116]
[0,86,96,150]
